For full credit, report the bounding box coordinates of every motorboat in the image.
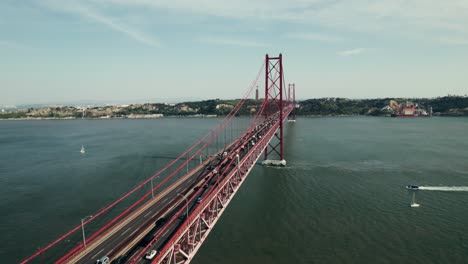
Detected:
[406,185,418,190]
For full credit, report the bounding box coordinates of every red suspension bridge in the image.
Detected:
[22,54,297,264]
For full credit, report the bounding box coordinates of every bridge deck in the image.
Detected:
[66,157,217,263]
[62,108,291,264]
[147,110,292,264]
[20,54,296,264]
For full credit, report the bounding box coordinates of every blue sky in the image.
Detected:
[1,0,468,105]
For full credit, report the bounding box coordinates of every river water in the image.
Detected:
[1,117,468,263]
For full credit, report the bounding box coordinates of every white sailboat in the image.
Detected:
[80,145,86,154]
[410,192,420,208]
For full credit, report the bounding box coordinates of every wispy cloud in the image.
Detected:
[40,0,160,48]
[337,48,366,56]
[198,36,268,48]
[286,32,343,43]
[29,0,468,48]
[80,8,160,48]
[99,0,468,45]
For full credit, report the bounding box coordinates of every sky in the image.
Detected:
[1,0,468,105]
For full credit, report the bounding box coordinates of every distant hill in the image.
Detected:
[0,99,263,119]
[298,96,468,116]
[1,96,468,119]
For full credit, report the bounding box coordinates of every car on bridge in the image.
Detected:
[145,250,157,260]
[155,217,168,227]
[178,212,188,220]
[97,256,110,264]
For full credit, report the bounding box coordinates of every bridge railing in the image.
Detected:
[131,106,270,262]
[149,105,293,263]
[39,65,266,264]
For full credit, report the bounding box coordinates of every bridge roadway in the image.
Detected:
[130,114,278,264]
[68,155,223,264]
[66,113,278,264]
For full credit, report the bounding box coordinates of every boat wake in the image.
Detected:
[418,186,468,192]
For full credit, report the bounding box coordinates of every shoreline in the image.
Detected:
[2,115,465,121]
[0,115,220,121]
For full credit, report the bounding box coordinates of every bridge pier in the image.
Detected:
[261,159,286,166]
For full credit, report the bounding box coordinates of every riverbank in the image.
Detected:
[0,114,219,121]
[2,96,468,119]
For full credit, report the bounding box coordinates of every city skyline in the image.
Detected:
[1,0,468,105]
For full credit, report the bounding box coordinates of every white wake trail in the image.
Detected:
[418,186,468,192]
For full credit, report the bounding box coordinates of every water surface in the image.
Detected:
[1,117,467,263]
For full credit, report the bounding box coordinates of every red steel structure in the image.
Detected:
[145,54,294,263]
[21,54,296,264]
[264,54,285,161]
[148,96,294,264]
[288,83,296,121]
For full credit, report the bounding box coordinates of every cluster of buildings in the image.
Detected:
[382,100,431,117]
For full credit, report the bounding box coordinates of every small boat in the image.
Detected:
[80,145,86,154]
[406,185,419,190]
[410,192,420,208]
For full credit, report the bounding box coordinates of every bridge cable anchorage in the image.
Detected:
[22,63,264,264]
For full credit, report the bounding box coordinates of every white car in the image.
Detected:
[145,250,157,260]
[97,256,110,264]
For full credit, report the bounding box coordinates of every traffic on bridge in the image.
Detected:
[21,54,297,264]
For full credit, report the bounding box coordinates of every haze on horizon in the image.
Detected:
[1,0,468,105]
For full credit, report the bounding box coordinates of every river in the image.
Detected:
[1,117,467,263]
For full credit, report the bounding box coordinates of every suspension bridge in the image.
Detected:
[22,54,297,264]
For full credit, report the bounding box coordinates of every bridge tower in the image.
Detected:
[288,83,296,122]
[263,53,286,166]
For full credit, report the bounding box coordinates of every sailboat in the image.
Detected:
[410,192,420,208]
[80,145,86,154]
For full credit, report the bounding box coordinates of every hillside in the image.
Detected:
[1,96,467,119]
[298,96,468,116]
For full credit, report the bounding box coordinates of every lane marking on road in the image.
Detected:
[161,197,169,203]
[91,248,104,260]
[152,209,162,217]
[144,210,152,218]
[121,227,132,236]
[128,229,139,239]
[161,229,170,238]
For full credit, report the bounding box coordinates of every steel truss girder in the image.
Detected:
[152,109,292,264]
